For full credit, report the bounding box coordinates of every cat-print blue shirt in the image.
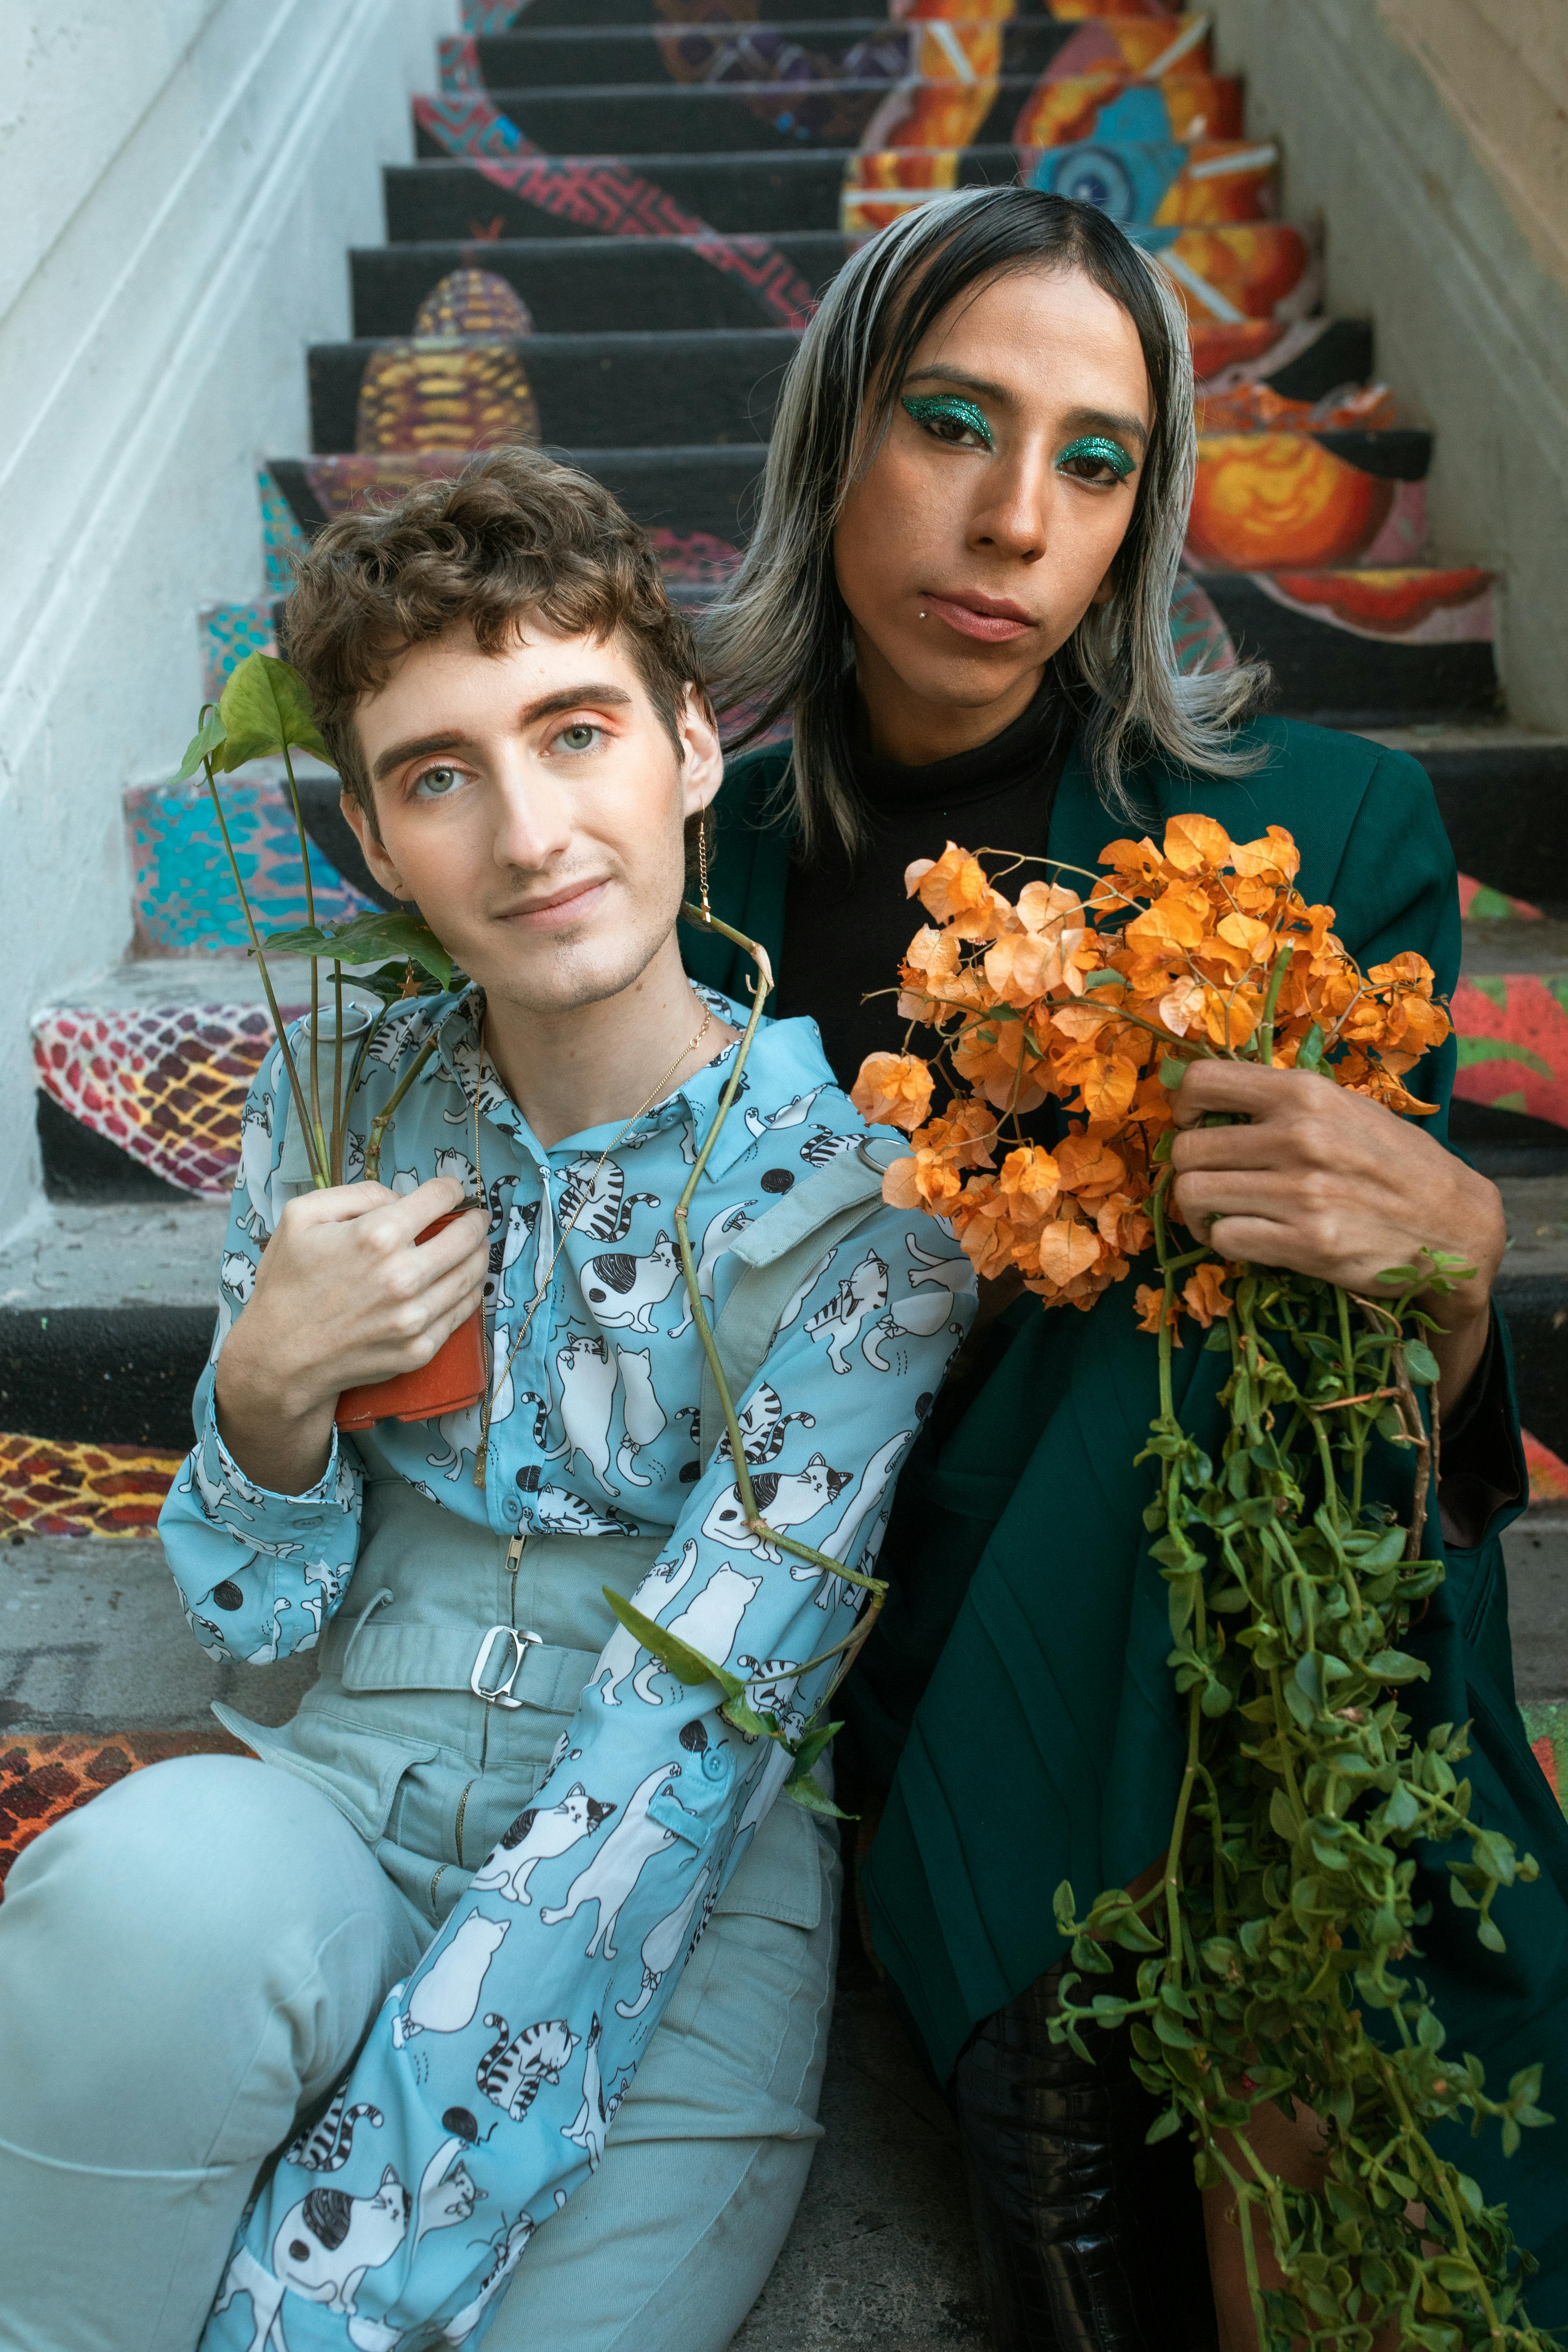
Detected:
[162,983,976,2350]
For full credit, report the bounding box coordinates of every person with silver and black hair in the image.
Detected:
[682,186,1559,2351]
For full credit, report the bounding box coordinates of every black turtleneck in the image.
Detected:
[775,671,1075,1092]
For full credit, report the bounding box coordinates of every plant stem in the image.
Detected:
[201,755,325,1185]
[279,741,327,1180]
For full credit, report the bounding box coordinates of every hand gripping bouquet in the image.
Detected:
[851,816,1552,2351]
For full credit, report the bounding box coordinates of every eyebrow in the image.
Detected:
[369,683,636,783]
[901,368,1149,451]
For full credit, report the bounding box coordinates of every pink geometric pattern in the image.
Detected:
[414,93,817,330]
[31,1004,297,1197]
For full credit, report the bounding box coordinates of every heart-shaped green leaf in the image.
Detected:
[216,654,334,772]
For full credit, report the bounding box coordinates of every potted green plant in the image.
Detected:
[170,653,485,1428]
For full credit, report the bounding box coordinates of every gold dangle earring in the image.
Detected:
[697,803,712,925]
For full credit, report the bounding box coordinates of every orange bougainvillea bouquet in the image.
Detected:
[851,812,1449,1318]
[851,819,1552,2351]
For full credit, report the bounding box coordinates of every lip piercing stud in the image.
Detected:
[918,609,927,619]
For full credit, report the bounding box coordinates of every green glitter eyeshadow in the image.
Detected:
[1057,434,1136,480]
[901,393,995,449]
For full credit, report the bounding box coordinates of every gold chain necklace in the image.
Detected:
[469,1001,714,1485]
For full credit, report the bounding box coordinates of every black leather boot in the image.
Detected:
[951,1959,1217,2352]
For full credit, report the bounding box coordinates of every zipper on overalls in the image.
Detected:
[454,1528,528,1870]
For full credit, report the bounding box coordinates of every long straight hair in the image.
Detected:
[700,186,1267,855]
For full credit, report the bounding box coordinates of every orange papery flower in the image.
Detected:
[1182,1261,1235,1327]
[984,928,1068,1007]
[1017,879,1087,936]
[953,1015,1050,1111]
[1100,836,1169,889]
[874,814,1454,1332]
[906,843,1017,940]
[1161,812,1234,875]
[1135,1281,1182,1341]
[998,1145,1062,1222]
[1126,884,1212,954]
[852,1051,935,1133]
[1054,1132,1128,1200]
[1231,825,1302,883]
[1035,1212,1107,1289]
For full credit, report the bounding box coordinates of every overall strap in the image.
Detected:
[698,1134,902,1471]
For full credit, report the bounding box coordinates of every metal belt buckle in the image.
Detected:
[469,1624,541,1709]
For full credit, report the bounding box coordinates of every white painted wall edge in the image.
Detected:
[0,0,451,1245]
[1207,0,1568,737]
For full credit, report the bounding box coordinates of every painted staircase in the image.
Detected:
[4,4,1566,2331]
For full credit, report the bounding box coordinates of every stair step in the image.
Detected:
[128,758,379,959]
[1199,568,1498,726]
[390,136,1277,246]
[351,226,1324,342]
[433,74,1245,159]
[31,958,319,1204]
[443,18,1212,93]
[1367,728,1568,913]
[464,0,1072,27]
[0,1537,315,1730]
[307,328,795,454]
[267,446,767,555]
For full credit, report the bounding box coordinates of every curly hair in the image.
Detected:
[283,446,706,826]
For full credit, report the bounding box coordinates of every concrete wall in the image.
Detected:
[0,0,452,1242]
[1206,0,1568,736]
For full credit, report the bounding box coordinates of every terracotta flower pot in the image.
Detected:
[335,1210,487,1431]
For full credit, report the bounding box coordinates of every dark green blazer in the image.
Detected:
[684,719,1568,2315]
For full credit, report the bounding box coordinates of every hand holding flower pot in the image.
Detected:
[170,653,485,1431]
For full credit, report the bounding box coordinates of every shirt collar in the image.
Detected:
[422,983,842,1184]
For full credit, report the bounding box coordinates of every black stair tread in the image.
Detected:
[440,78,1238,158]
[1374,732,1568,910]
[307,330,795,452]
[456,18,1096,85]
[1200,573,1498,728]
[350,241,1360,375]
[505,0,1014,23]
[390,148,1206,241]
[269,446,767,546]
[351,232,850,335]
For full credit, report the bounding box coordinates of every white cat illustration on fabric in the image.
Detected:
[540,1761,693,1958]
[582,1232,682,1333]
[735,1655,807,1742]
[214,2164,410,2350]
[439,2212,538,2346]
[794,1432,913,1599]
[633,1562,761,1701]
[391,1914,510,2048]
[558,1155,658,1243]
[615,1346,667,1486]
[862,1234,976,1368]
[670,1202,753,1336]
[701,1456,851,1564]
[560,2011,617,2173]
[554,1333,620,1490]
[615,1868,711,2018]
[713,1383,817,1470]
[283,2089,384,2176]
[804,1250,889,1373]
[743,1086,822,1137]
[514,1469,640,1538]
[586,1543,698,1705]
[476,2015,579,2124]
[469,1785,617,1906]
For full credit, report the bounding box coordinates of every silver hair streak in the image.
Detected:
[700,186,1268,856]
